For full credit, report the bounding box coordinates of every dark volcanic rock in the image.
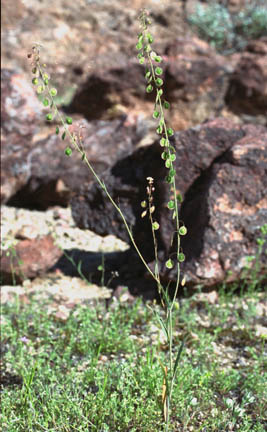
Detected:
[71,118,267,288]
[225,38,267,120]
[0,235,62,285]
[178,131,267,286]
[6,117,139,209]
[67,36,231,130]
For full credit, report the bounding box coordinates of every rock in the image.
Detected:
[178,129,267,286]
[1,0,187,101]
[66,34,232,131]
[0,69,42,203]
[162,37,231,129]
[8,116,139,209]
[1,69,140,207]
[0,235,62,284]
[2,0,240,132]
[225,38,267,121]
[71,118,267,288]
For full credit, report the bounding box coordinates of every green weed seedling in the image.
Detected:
[1,240,26,286]
[27,9,185,430]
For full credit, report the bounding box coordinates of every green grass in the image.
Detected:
[1,284,266,431]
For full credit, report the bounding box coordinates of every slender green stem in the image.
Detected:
[138,10,185,431]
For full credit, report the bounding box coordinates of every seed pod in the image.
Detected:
[65,147,72,156]
[155,67,163,75]
[165,259,174,269]
[164,101,170,109]
[160,137,166,147]
[167,200,175,210]
[178,253,185,262]
[179,226,187,236]
[155,78,163,87]
[152,221,160,230]
[50,88,57,97]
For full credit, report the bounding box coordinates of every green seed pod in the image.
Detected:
[177,193,183,203]
[156,125,163,134]
[160,137,166,147]
[169,169,176,178]
[144,45,151,53]
[56,126,59,135]
[50,88,57,97]
[161,152,168,160]
[155,56,162,63]
[137,53,143,59]
[147,33,153,43]
[44,78,49,86]
[146,84,153,93]
[43,98,49,107]
[155,78,163,87]
[152,221,160,230]
[65,147,72,156]
[32,67,38,74]
[165,159,171,168]
[46,113,53,121]
[157,89,163,97]
[153,110,160,119]
[37,85,45,94]
[136,41,143,50]
[139,57,145,65]
[170,154,176,161]
[165,259,174,269]
[179,226,187,236]
[164,101,170,109]
[167,200,175,209]
[61,132,66,140]
[32,77,38,85]
[167,128,174,136]
[178,253,185,262]
[141,200,147,208]
[165,175,172,184]
[66,117,73,125]
[155,67,163,76]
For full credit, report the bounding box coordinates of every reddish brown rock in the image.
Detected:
[71,118,267,288]
[67,35,231,130]
[1,69,140,208]
[1,69,43,203]
[225,38,267,119]
[0,235,62,285]
[6,116,139,209]
[177,130,267,286]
